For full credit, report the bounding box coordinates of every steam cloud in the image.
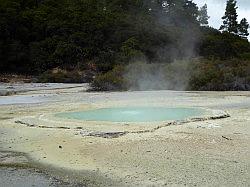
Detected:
[123,1,201,91]
[123,60,193,91]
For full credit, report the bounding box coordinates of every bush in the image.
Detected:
[38,68,84,83]
[91,66,126,91]
[189,59,250,90]
[239,52,250,60]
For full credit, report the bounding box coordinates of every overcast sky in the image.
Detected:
[193,0,250,39]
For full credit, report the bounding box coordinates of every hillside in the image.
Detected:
[0,0,250,90]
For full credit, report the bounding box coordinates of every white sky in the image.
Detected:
[193,0,250,39]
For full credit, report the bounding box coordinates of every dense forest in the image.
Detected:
[0,0,250,90]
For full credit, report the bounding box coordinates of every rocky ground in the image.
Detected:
[0,83,249,186]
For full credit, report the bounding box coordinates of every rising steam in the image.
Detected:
[123,60,194,91]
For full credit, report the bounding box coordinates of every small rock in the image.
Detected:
[222,136,232,140]
[59,145,62,149]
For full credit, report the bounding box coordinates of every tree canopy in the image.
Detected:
[0,0,201,73]
[239,18,249,39]
[220,0,238,34]
[219,0,249,39]
[198,4,209,26]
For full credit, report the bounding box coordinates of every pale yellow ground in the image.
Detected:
[0,84,249,186]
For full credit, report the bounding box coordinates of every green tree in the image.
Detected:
[238,18,249,39]
[198,4,209,26]
[220,0,238,34]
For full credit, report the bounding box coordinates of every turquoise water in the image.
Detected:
[56,107,204,122]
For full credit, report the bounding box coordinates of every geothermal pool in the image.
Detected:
[56,107,204,122]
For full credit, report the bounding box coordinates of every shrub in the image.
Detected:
[189,59,250,90]
[91,65,126,91]
[38,68,84,83]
